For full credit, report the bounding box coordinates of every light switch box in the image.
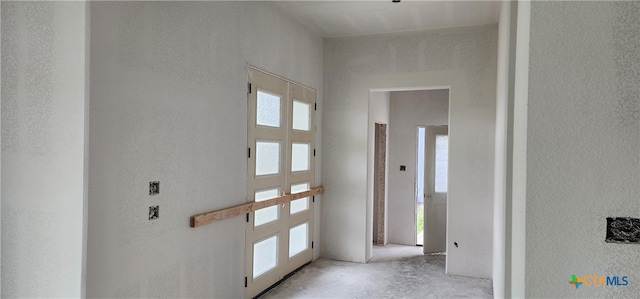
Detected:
[149,206,159,220]
[149,181,159,195]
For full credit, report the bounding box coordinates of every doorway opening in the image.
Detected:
[368,88,449,261]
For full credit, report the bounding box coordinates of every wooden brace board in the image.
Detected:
[190,187,324,228]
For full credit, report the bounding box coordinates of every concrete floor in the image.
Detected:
[260,244,493,298]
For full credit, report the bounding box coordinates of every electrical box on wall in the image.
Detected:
[149,181,159,195]
[149,206,159,220]
[606,217,640,244]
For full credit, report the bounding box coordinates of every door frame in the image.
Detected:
[373,123,387,246]
[245,68,316,298]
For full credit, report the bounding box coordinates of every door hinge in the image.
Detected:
[312,195,315,203]
[245,277,248,288]
[248,83,252,94]
[311,241,314,249]
[248,147,251,158]
[314,103,317,111]
[246,213,249,222]
[313,149,316,157]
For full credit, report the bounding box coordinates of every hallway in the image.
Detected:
[261,244,493,298]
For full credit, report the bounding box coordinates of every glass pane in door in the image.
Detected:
[291,143,310,172]
[292,100,311,131]
[434,135,448,192]
[290,182,310,214]
[253,235,279,278]
[255,188,280,227]
[256,141,280,176]
[257,91,281,128]
[289,222,309,258]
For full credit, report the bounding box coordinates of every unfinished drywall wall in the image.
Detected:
[323,26,497,279]
[525,1,640,297]
[87,2,322,298]
[0,2,3,296]
[1,2,89,297]
[387,90,448,246]
[369,91,390,251]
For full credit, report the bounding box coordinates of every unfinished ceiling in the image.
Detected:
[274,0,501,38]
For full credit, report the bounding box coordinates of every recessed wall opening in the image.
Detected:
[369,88,450,261]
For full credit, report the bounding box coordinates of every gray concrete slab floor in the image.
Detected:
[260,244,493,298]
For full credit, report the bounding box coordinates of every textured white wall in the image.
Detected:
[368,91,390,256]
[87,2,322,298]
[1,2,89,297]
[0,2,3,296]
[525,2,640,297]
[0,4,2,297]
[322,26,497,279]
[387,90,448,246]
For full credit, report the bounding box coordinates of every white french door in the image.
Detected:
[246,69,315,298]
[423,125,448,254]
